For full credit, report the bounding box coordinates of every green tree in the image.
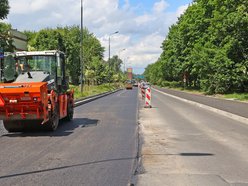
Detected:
[145,0,248,94]
[0,22,14,52]
[33,29,65,51]
[109,55,123,73]
[108,55,124,83]
[91,56,108,84]
[0,0,9,20]
[25,26,106,85]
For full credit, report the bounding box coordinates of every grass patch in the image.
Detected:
[70,83,122,99]
[222,93,248,101]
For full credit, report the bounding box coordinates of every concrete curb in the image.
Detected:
[153,88,248,125]
[74,89,122,107]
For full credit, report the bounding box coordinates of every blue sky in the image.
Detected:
[5,0,193,74]
[119,0,192,14]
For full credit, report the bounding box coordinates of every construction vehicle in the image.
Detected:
[125,80,133,89]
[0,53,16,83]
[0,50,74,132]
[127,67,133,80]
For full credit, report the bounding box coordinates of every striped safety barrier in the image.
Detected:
[141,87,145,99]
[144,87,152,108]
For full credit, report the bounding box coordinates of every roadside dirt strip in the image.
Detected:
[136,87,248,186]
[137,103,172,185]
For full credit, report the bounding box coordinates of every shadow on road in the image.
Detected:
[0,156,135,180]
[143,152,214,157]
[2,118,99,138]
[72,118,99,128]
[179,153,214,156]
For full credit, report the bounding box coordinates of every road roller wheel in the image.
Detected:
[3,120,24,133]
[45,105,59,131]
[64,102,74,121]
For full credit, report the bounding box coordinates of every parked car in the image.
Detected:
[140,82,150,89]
[133,81,138,87]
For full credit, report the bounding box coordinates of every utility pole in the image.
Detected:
[80,0,84,93]
[108,31,118,84]
[108,31,119,62]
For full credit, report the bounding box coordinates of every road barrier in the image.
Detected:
[141,87,145,99]
[144,87,152,108]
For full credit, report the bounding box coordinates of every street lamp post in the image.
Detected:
[108,31,119,62]
[80,0,84,93]
[107,31,118,85]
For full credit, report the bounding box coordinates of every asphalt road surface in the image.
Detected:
[154,86,248,118]
[138,88,248,186]
[0,89,139,186]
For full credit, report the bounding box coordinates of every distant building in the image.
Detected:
[9,29,28,51]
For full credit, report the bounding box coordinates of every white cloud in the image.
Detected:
[176,4,189,17]
[135,14,156,26]
[121,33,164,70]
[9,0,57,14]
[30,0,53,12]
[153,0,169,13]
[6,0,188,74]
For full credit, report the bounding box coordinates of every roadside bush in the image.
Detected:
[162,81,170,87]
[200,79,215,95]
[157,78,163,86]
[160,80,182,88]
[169,81,181,88]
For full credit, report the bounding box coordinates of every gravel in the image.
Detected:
[0,121,8,136]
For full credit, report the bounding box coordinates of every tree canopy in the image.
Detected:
[0,0,11,51]
[0,23,13,52]
[0,0,9,20]
[25,26,124,85]
[144,0,248,94]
